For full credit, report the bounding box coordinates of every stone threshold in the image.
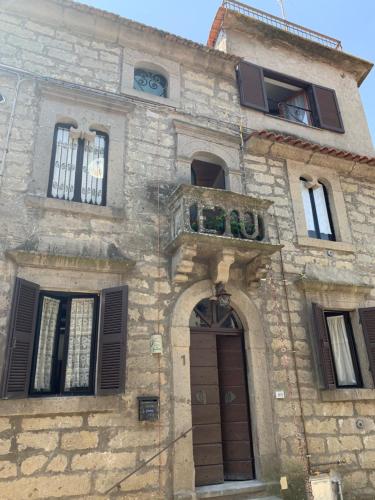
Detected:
[196,479,272,499]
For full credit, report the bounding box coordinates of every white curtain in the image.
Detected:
[312,184,333,237]
[284,92,310,125]
[326,315,357,386]
[81,135,104,205]
[64,298,94,390]
[34,297,60,391]
[300,180,315,233]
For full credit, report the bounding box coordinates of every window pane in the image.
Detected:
[81,134,106,205]
[326,315,357,386]
[300,180,315,234]
[51,126,78,201]
[313,184,333,239]
[64,298,94,390]
[134,69,167,97]
[33,297,60,391]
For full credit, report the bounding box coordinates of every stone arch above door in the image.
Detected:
[170,280,278,499]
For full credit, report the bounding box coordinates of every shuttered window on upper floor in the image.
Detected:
[236,61,345,133]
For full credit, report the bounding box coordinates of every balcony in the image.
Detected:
[209,1,342,50]
[165,184,282,285]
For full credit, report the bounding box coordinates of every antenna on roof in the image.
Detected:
[276,0,287,20]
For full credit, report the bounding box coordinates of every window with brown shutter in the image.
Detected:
[2,278,40,399]
[236,61,268,112]
[312,304,362,389]
[1,280,128,399]
[312,85,344,133]
[359,308,375,383]
[97,286,128,395]
[236,65,344,133]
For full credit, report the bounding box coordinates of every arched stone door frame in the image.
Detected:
[170,280,278,499]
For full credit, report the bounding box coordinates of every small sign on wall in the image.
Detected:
[138,396,159,422]
[150,334,163,354]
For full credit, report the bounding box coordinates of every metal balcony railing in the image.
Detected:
[222,0,342,50]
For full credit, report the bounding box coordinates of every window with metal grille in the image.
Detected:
[133,68,168,98]
[48,124,108,206]
[300,177,335,241]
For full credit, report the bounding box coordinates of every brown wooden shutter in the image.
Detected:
[312,85,344,133]
[97,285,128,395]
[312,303,336,389]
[236,61,268,112]
[359,308,375,382]
[2,278,40,399]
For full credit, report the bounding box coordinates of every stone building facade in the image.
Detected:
[0,1,374,499]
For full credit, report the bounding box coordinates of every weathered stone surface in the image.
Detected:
[22,416,83,431]
[71,451,136,471]
[21,455,48,475]
[17,432,58,451]
[0,474,91,499]
[61,431,98,450]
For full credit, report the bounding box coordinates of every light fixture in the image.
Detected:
[215,282,231,307]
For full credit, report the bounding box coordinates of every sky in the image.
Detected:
[77,0,375,147]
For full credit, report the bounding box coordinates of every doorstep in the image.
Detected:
[195,480,280,499]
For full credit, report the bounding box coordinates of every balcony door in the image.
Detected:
[190,299,254,486]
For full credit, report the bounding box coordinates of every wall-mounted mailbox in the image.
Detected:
[138,396,159,422]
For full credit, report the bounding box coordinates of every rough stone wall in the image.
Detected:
[0,2,374,500]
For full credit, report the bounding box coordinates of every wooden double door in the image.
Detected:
[190,330,254,486]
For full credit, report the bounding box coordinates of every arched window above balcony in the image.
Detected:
[191,159,226,190]
[133,68,168,98]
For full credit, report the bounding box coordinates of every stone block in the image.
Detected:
[71,451,136,471]
[0,439,11,455]
[22,416,83,431]
[327,435,362,453]
[0,460,17,478]
[17,432,58,451]
[61,431,98,450]
[21,455,48,475]
[46,454,67,472]
[0,418,11,433]
[0,474,91,499]
[305,418,337,434]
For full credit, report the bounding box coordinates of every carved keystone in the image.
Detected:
[246,255,272,286]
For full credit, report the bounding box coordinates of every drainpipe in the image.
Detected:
[0,69,30,189]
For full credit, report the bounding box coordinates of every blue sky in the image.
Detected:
[79,0,374,148]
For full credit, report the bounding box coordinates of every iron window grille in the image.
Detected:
[48,124,108,206]
[133,68,168,98]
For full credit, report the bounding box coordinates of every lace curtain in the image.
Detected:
[34,297,60,391]
[326,315,357,386]
[64,298,94,390]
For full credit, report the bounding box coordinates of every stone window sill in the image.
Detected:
[0,394,122,416]
[25,195,125,221]
[297,236,354,253]
[121,87,179,108]
[321,388,375,402]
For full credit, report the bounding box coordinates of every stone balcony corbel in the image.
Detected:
[165,184,282,285]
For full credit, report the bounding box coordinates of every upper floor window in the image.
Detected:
[48,124,108,206]
[236,61,344,133]
[191,159,226,189]
[134,68,168,98]
[300,177,335,241]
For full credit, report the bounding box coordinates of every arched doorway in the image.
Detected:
[189,298,254,487]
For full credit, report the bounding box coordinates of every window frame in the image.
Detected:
[47,123,109,207]
[133,68,168,98]
[236,61,344,133]
[324,310,363,389]
[29,291,99,398]
[300,177,336,241]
